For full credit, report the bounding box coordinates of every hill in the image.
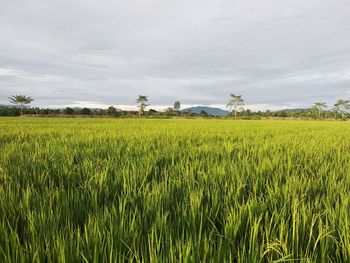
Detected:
[181,106,229,116]
[0,104,15,108]
[275,108,312,113]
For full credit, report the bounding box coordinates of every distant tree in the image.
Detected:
[265,110,272,118]
[95,109,104,116]
[107,106,117,116]
[199,110,208,117]
[165,107,176,116]
[107,106,122,117]
[313,102,327,119]
[277,111,288,118]
[148,109,158,115]
[63,107,75,115]
[244,109,252,117]
[33,107,40,115]
[226,93,244,118]
[80,107,92,115]
[8,95,34,115]
[136,95,149,115]
[173,101,181,111]
[334,99,350,119]
[0,107,20,116]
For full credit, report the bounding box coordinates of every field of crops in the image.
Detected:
[1,118,350,262]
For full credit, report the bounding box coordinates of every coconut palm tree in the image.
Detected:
[9,95,34,115]
[226,93,244,118]
[173,101,181,111]
[334,99,350,119]
[136,95,149,115]
[313,102,327,119]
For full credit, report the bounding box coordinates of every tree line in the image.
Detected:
[225,94,350,119]
[2,94,350,119]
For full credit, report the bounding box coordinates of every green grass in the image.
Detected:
[1,118,350,262]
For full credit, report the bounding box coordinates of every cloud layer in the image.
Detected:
[1,0,350,110]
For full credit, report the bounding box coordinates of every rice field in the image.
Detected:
[1,117,350,262]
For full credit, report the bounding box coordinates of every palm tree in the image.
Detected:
[334,99,350,119]
[226,93,244,118]
[173,101,181,111]
[9,95,34,115]
[313,102,327,119]
[136,95,149,115]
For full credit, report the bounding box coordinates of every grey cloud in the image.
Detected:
[0,0,350,109]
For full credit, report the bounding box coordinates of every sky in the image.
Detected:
[1,0,350,111]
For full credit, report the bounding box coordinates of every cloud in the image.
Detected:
[1,0,350,110]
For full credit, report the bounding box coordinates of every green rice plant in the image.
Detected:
[0,118,350,262]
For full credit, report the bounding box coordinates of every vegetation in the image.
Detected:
[107,106,120,117]
[1,94,350,120]
[1,104,349,119]
[313,102,327,119]
[63,107,75,115]
[1,118,350,262]
[226,94,244,118]
[334,99,350,119]
[173,101,181,111]
[8,95,34,115]
[136,95,149,115]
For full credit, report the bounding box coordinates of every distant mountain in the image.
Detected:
[0,104,16,108]
[181,106,229,116]
[275,108,312,113]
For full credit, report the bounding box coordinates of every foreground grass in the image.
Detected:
[1,118,350,262]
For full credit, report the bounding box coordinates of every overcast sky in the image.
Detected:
[1,0,350,110]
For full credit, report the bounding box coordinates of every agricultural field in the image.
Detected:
[1,117,350,262]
